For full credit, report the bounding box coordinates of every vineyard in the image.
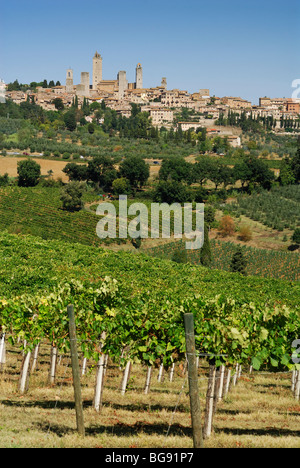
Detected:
[0,231,299,447]
[1,341,299,448]
[0,186,121,247]
[145,238,300,282]
[1,185,298,282]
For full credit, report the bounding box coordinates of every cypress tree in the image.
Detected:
[230,246,247,275]
[200,225,211,267]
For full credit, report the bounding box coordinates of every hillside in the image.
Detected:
[0,185,298,282]
[0,231,298,310]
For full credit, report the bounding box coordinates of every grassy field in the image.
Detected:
[0,340,299,448]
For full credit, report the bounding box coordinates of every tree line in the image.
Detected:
[217,110,300,133]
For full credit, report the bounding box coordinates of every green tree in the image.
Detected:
[112,177,131,196]
[291,228,300,246]
[119,155,149,190]
[290,136,300,182]
[52,98,64,110]
[63,162,88,181]
[88,123,95,134]
[60,181,85,212]
[194,157,214,186]
[279,159,296,186]
[0,173,9,187]
[159,156,193,184]
[208,160,233,190]
[233,160,252,188]
[87,155,117,190]
[204,205,215,228]
[153,180,191,204]
[230,247,247,275]
[17,159,41,187]
[63,110,77,131]
[200,225,211,266]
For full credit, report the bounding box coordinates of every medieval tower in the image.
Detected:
[135,63,143,89]
[93,51,103,90]
[66,69,74,93]
[117,70,128,99]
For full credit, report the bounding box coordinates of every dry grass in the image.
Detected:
[212,210,295,252]
[0,156,69,182]
[0,341,299,448]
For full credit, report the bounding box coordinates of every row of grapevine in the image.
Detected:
[1,277,299,391]
[1,324,299,443]
[145,238,300,281]
[0,186,103,246]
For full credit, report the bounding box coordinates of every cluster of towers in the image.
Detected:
[65,51,143,99]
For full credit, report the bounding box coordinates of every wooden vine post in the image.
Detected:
[184,313,204,448]
[68,304,85,437]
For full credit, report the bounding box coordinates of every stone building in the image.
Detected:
[66,69,74,93]
[135,63,143,89]
[66,52,148,102]
[93,51,102,90]
[76,72,90,97]
[117,70,128,99]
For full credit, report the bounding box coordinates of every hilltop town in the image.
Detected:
[4,51,300,143]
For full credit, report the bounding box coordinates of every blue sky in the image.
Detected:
[1,0,299,104]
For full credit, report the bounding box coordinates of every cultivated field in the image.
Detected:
[0,156,69,182]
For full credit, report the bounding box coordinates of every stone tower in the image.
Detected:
[93,51,102,90]
[118,70,128,99]
[135,63,143,89]
[66,69,74,93]
[81,72,90,97]
[161,77,167,89]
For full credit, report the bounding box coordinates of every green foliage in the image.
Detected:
[63,162,88,181]
[159,156,192,183]
[60,181,85,212]
[153,180,191,204]
[0,230,298,373]
[17,158,41,187]
[0,263,298,372]
[87,155,117,190]
[171,248,187,264]
[112,177,131,196]
[119,155,149,190]
[52,98,64,110]
[200,225,212,266]
[0,173,9,187]
[0,186,122,246]
[63,110,77,132]
[230,246,247,275]
[292,228,300,245]
[146,238,300,282]
[226,185,300,231]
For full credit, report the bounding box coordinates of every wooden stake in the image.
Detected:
[184,313,204,448]
[68,304,85,437]
[203,361,216,439]
[19,350,31,395]
[144,366,152,394]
